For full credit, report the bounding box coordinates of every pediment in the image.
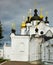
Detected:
[45,30,53,37]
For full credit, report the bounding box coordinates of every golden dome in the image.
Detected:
[21,22,26,28]
[40,15,43,19]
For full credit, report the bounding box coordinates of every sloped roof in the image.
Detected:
[45,30,53,37]
[37,22,50,35]
[40,30,53,41]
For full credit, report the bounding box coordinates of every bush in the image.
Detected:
[0,58,6,63]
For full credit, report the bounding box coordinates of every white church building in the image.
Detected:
[0,9,53,64]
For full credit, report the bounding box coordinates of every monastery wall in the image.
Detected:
[10,34,30,61]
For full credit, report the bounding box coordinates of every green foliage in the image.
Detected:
[0,58,6,63]
[0,58,10,63]
[0,21,3,39]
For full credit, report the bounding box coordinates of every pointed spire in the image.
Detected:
[45,11,48,21]
[11,23,16,34]
[46,11,48,16]
[39,8,43,20]
[45,16,49,24]
[34,1,37,9]
[23,16,25,21]
[21,16,26,28]
[28,9,32,19]
[45,16,48,21]
[11,23,16,29]
[45,11,49,24]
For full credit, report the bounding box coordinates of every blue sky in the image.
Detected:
[0,0,53,41]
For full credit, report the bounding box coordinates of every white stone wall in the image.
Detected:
[41,41,49,61]
[30,37,42,61]
[30,26,35,35]
[10,34,30,61]
[41,40,53,62]
[3,45,11,60]
[0,48,3,58]
[29,22,51,36]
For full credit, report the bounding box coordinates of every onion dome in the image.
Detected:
[44,11,49,24]
[30,9,40,21]
[45,16,49,23]
[39,8,43,21]
[26,17,30,23]
[21,22,26,28]
[11,29,16,34]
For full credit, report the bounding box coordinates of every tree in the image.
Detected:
[0,21,3,39]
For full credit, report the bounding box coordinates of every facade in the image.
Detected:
[0,9,53,64]
[41,39,53,62]
[10,35,29,61]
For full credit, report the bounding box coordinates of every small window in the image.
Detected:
[40,31,44,34]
